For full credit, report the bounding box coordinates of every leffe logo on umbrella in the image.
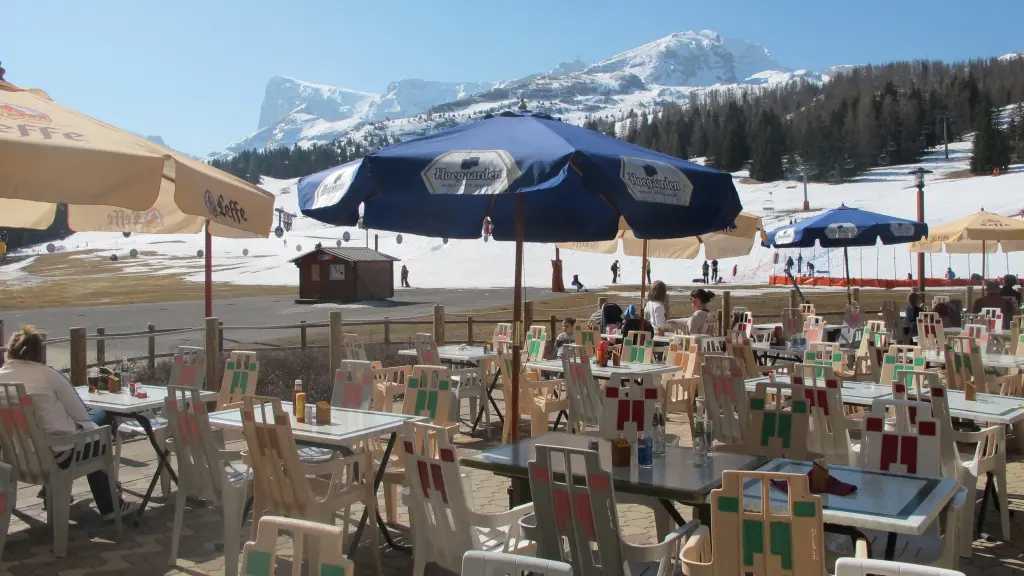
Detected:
[620,158,693,206]
[421,150,520,195]
[312,163,359,209]
[204,190,248,224]
[0,104,50,123]
[824,223,859,239]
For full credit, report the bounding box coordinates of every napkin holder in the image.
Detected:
[316,402,332,425]
[611,436,631,468]
[965,383,977,402]
[809,459,830,493]
[611,351,621,367]
[106,373,120,393]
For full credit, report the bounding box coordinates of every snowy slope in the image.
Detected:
[13,141,1024,293]
[209,30,823,159]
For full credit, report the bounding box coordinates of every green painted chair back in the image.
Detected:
[577,329,600,358]
[241,516,354,576]
[879,345,925,386]
[745,381,813,460]
[802,342,844,377]
[525,330,548,362]
[218,350,259,410]
[682,470,826,576]
[403,365,454,424]
[621,331,654,364]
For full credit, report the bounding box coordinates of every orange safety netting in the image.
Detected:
[768,275,978,288]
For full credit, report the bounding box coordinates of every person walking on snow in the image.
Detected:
[645,260,651,284]
[701,260,710,284]
[611,260,619,284]
[571,274,587,292]
[400,265,410,288]
[711,259,719,283]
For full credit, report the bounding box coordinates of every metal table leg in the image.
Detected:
[133,413,176,518]
[348,432,410,559]
[472,369,504,433]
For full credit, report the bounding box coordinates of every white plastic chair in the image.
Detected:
[400,421,533,576]
[804,315,826,343]
[450,366,489,434]
[240,516,354,576]
[834,558,965,575]
[165,386,251,576]
[523,445,697,575]
[462,550,573,575]
[115,345,205,495]
[0,383,121,557]
[561,345,603,434]
[700,354,748,445]
[0,462,14,561]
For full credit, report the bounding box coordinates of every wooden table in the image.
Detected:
[754,458,960,560]
[78,385,217,516]
[461,432,769,525]
[208,403,422,558]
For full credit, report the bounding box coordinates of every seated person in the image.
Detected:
[620,305,654,336]
[680,289,716,335]
[972,281,1016,329]
[905,292,924,337]
[933,302,961,328]
[643,281,687,334]
[0,326,136,518]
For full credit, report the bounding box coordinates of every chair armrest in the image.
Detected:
[58,425,114,451]
[854,538,870,558]
[468,502,534,529]
[622,519,701,562]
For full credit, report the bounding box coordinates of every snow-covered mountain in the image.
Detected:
[209,30,826,159]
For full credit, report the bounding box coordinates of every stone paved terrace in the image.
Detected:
[2,394,1024,576]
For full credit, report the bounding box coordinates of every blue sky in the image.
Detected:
[3,0,1020,156]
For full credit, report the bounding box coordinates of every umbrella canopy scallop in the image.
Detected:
[908,210,1024,254]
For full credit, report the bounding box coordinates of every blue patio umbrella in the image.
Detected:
[298,111,742,441]
[763,204,928,300]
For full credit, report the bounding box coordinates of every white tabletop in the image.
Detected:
[208,402,421,448]
[602,333,675,344]
[921,350,1024,370]
[397,345,498,364]
[745,375,892,406]
[754,459,959,535]
[943,327,1010,339]
[924,389,1024,425]
[526,359,680,380]
[78,385,217,414]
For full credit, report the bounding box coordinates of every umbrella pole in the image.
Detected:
[640,239,648,319]
[509,195,525,444]
[844,246,852,303]
[983,240,987,281]
[204,223,212,318]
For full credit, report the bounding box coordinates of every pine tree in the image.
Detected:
[971,91,1012,174]
[749,109,785,182]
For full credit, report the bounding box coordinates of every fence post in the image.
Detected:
[147,324,156,372]
[40,332,47,364]
[722,290,733,335]
[433,304,445,345]
[598,296,607,309]
[205,317,219,391]
[549,314,557,337]
[300,321,308,350]
[218,321,224,354]
[383,317,391,344]
[70,327,87,388]
[852,287,861,304]
[96,327,105,366]
[329,311,343,378]
[789,289,800,309]
[467,316,474,346]
[524,301,534,331]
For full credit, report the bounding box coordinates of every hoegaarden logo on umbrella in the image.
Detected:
[620,158,692,206]
[312,163,359,209]
[421,150,520,195]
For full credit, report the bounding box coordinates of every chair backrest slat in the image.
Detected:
[598,372,658,442]
[621,331,654,364]
[169,346,206,389]
[332,360,377,410]
[0,383,54,484]
[414,333,440,366]
[562,345,603,432]
[340,332,369,361]
[240,397,311,518]
[165,385,225,501]
[403,366,454,425]
[701,355,748,445]
[792,364,851,465]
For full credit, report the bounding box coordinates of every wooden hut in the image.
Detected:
[291,247,399,303]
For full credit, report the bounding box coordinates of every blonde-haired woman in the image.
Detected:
[643,280,686,333]
[0,326,136,518]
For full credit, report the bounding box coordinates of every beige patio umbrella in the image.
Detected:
[0,80,274,237]
[908,210,1024,278]
[557,211,763,311]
